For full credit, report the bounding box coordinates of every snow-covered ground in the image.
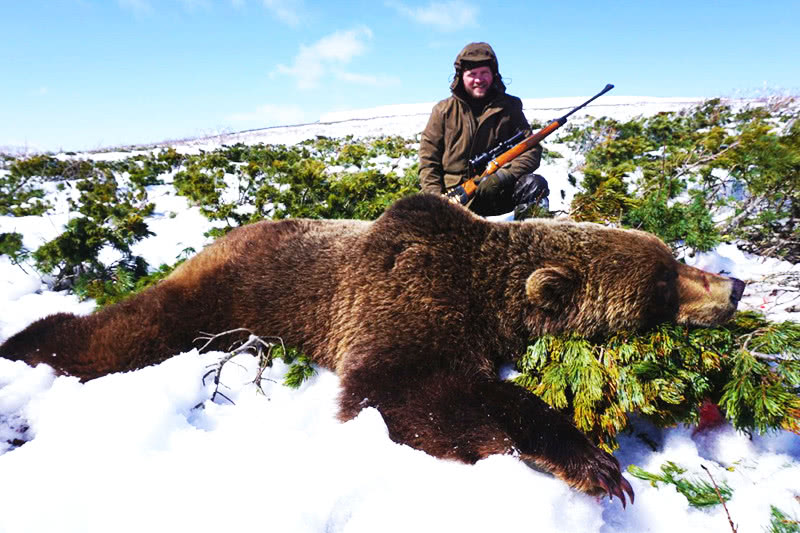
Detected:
[1,96,798,533]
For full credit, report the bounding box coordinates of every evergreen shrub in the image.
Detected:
[566,97,799,258]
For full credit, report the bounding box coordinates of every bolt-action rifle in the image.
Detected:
[445,84,615,205]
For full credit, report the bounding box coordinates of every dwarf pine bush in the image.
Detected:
[0,156,55,216]
[31,169,155,289]
[566,97,799,259]
[171,137,419,233]
[515,312,800,451]
[0,232,27,266]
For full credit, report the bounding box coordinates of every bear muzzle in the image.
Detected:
[675,264,746,327]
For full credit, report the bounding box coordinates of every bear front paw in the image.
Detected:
[572,446,635,508]
[521,440,635,507]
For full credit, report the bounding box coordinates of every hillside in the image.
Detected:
[0,95,798,533]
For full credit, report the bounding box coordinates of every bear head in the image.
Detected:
[516,221,745,338]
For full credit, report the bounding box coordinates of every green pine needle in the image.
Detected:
[769,505,800,533]
[515,312,800,450]
[627,462,732,508]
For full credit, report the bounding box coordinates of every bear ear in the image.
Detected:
[525,266,578,310]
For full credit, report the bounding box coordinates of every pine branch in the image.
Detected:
[627,461,733,508]
[770,505,800,533]
[517,312,800,447]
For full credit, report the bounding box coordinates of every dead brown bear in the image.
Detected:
[0,194,745,506]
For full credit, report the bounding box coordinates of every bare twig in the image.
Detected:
[252,339,288,393]
[194,328,287,402]
[750,351,797,362]
[671,141,741,183]
[194,327,252,353]
[739,328,769,353]
[701,465,737,533]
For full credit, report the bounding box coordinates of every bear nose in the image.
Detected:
[729,277,746,305]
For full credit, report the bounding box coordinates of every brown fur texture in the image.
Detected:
[0,194,745,505]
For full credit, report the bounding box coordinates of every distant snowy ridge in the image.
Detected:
[0,96,758,158]
[168,96,709,154]
[319,95,706,122]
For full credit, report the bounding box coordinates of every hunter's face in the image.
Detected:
[462,66,493,99]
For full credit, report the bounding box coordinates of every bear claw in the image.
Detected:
[621,477,635,505]
[607,473,635,508]
[583,450,635,507]
[595,472,634,508]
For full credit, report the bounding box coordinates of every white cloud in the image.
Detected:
[334,71,399,88]
[262,0,304,26]
[386,0,478,31]
[117,0,153,16]
[227,103,309,126]
[118,0,237,15]
[178,0,212,11]
[275,27,375,90]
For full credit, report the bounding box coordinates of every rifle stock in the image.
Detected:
[446,84,614,206]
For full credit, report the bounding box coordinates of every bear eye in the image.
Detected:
[659,269,678,285]
[655,269,677,295]
[649,269,679,323]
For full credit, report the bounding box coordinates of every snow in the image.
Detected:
[1,96,798,532]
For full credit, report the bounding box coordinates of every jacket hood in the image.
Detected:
[450,42,506,94]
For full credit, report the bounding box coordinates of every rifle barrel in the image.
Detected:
[483,84,614,176]
[559,83,614,122]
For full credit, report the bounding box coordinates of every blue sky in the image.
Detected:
[2,0,798,152]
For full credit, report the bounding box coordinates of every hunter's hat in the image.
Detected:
[451,42,505,93]
[454,42,499,74]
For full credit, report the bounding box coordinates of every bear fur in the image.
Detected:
[0,194,746,505]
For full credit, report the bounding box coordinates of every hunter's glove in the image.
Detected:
[476,169,514,196]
